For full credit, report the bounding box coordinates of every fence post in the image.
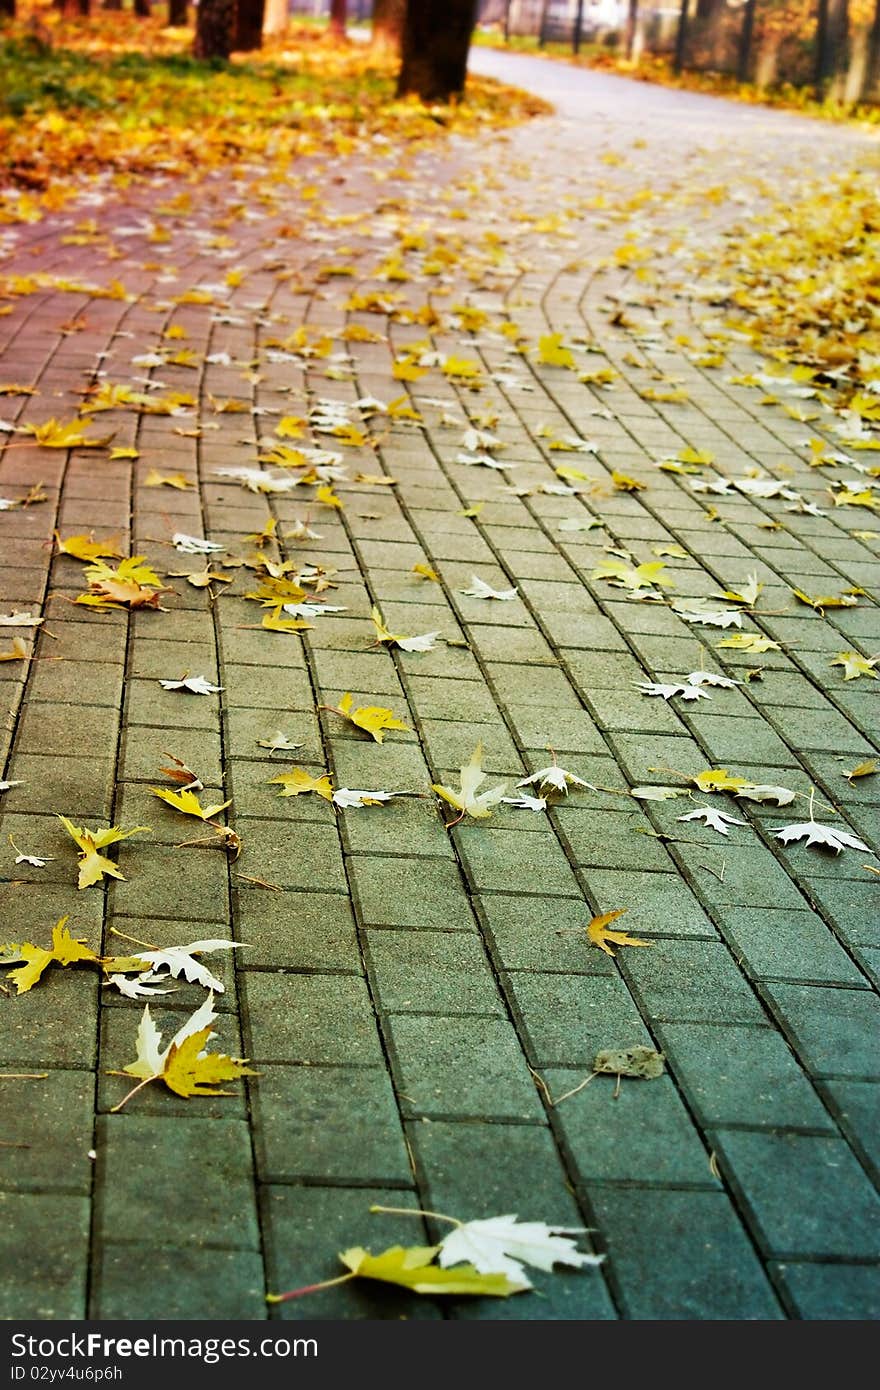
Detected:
[573,0,585,52]
[674,0,688,72]
[737,0,756,81]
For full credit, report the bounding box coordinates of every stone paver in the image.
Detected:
[1,47,878,1319]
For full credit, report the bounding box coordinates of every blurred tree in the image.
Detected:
[263,0,287,36]
[234,0,265,49]
[168,0,188,24]
[194,0,235,57]
[397,0,478,100]
[371,0,405,55]
[0,0,14,18]
[134,0,151,15]
[329,0,347,39]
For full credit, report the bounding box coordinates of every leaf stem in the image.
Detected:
[109,1074,157,1113]
[266,1271,357,1304]
[368,1203,462,1228]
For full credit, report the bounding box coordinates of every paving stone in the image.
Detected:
[586,1187,782,1319]
[620,939,768,1025]
[250,1065,410,1184]
[504,971,652,1067]
[762,982,880,1077]
[710,1129,880,1257]
[241,972,383,1065]
[384,1013,544,1121]
[714,905,867,984]
[771,1261,880,1319]
[91,1246,267,1320]
[0,1192,89,1319]
[0,1069,95,1194]
[819,1079,880,1177]
[456,824,581,895]
[233,886,358,970]
[349,856,477,930]
[365,927,505,1015]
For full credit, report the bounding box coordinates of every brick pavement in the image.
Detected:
[1,52,879,1320]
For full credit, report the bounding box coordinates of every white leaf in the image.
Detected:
[438,1215,603,1285]
[772,820,871,854]
[460,576,518,602]
[456,451,515,471]
[256,732,303,752]
[159,675,223,695]
[282,602,347,619]
[167,991,220,1053]
[172,533,225,555]
[433,743,507,819]
[685,670,742,689]
[516,766,594,796]
[0,612,43,627]
[558,516,603,532]
[331,788,412,809]
[14,851,53,867]
[501,794,547,812]
[286,519,324,541]
[734,784,796,807]
[131,940,245,994]
[677,806,748,836]
[106,972,174,999]
[126,1005,166,1079]
[395,631,440,652]
[630,785,687,801]
[1,780,24,793]
[636,681,710,703]
[461,428,502,452]
[672,605,743,629]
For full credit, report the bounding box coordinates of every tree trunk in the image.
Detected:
[104,0,122,11]
[133,0,151,16]
[396,0,478,101]
[329,0,347,39]
[370,0,405,56]
[866,0,880,97]
[234,0,265,50]
[168,0,188,25]
[193,0,234,58]
[0,0,15,18]
[262,0,287,37]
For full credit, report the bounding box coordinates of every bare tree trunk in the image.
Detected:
[371,0,405,56]
[866,0,880,96]
[168,0,188,25]
[104,0,122,11]
[329,0,347,39]
[262,0,287,37]
[0,0,15,18]
[625,0,639,58]
[234,0,265,49]
[397,0,479,101]
[133,0,151,16]
[193,0,234,58]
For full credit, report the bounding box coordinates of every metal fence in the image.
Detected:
[478,0,880,103]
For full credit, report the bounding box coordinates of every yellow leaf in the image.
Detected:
[412,563,441,583]
[57,816,150,890]
[652,544,688,559]
[792,588,858,612]
[261,608,313,635]
[392,360,427,382]
[843,759,877,781]
[55,532,125,562]
[677,447,715,466]
[0,636,28,662]
[24,417,112,449]
[442,357,481,380]
[332,693,410,744]
[830,651,878,681]
[337,1246,525,1298]
[109,447,140,461]
[692,768,752,793]
[276,416,306,440]
[267,768,333,801]
[554,464,592,483]
[611,471,646,492]
[5,917,98,994]
[144,469,194,490]
[538,334,576,369]
[587,909,652,958]
[716,633,780,653]
[150,787,232,821]
[162,1027,255,1098]
[315,484,343,510]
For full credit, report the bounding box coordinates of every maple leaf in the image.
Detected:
[332,788,413,809]
[172,533,225,555]
[537,334,576,369]
[713,574,763,606]
[630,785,687,801]
[327,1247,526,1299]
[158,675,223,696]
[257,732,303,753]
[158,754,203,793]
[437,1215,602,1285]
[5,917,98,994]
[0,637,28,663]
[516,765,594,796]
[831,651,878,681]
[24,417,112,449]
[370,607,440,652]
[501,794,547,812]
[677,806,748,836]
[329,693,410,744]
[57,816,150,889]
[54,532,124,562]
[591,558,673,591]
[113,994,254,1108]
[773,820,871,855]
[716,633,780,653]
[611,470,646,492]
[433,744,507,821]
[144,469,193,490]
[81,557,170,610]
[734,784,796,807]
[692,768,752,793]
[672,604,743,629]
[119,939,244,994]
[792,588,858,612]
[150,787,232,821]
[0,612,42,628]
[685,670,742,689]
[586,909,652,957]
[268,768,334,801]
[412,563,441,583]
[460,576,518,601]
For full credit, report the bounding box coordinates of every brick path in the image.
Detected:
[1,50,879,1321]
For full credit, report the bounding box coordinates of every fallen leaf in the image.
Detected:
[593,1045,665,1079]
[150,787,232,821]
[172,533,225,555]
[256,732,304,753]
[830,651,878,681]
[4,917,97,994]
[433,743,507,820]
[587,909,652,957]
[331,788,413,809]
[268,768,333,801]
[57,816,150,889]
[412,563,441,583]
[54,532,124,562]
[0,637,28,662]
[734,784,796,807]
[158,675,223,695]
[716,633,781,653]
[338,1246,524,1297]
[24,417,112,449]
[114,993,254,1106]
[792,587,858,612]
[773,820,871,854]
[329,693,410,744]
[843,759,878,782]
[516,765,594,797]
[460,576,518,601]
[437,1215,602,1284]
[677,806,748,836]
[144,470,194,490]
[630,785,687,801]
[370,606,440,652]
